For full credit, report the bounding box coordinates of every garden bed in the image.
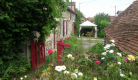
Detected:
[43,37,138,80]
[7,37,138,80]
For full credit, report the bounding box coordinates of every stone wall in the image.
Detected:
[61,10,76,39]
[45,32,53,55]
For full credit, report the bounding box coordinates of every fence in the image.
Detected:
[31,41,45,71]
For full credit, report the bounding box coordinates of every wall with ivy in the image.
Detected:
[0,0,69,78]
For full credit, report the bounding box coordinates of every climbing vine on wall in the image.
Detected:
[0,0,69,66]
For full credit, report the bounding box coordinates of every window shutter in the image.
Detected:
[66,21,67,35]
[63,20,64,36]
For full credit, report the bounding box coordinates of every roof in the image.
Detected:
[68,2,76,6]
[67,2,76,15]
[103,0,138,55]
[87,17,94,21]
[110,16,115,19]
[80,20,97,26]
[67,7,77,15]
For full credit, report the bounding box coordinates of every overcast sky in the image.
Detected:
[69,0,135,18]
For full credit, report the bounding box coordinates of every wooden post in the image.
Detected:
[57,39,70,65]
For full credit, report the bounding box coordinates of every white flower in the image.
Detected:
[24,75,27,78]
[110,40,115,43]
[101,52,107,55]
[101,57,105,60]
[111,43,115,46]
[78,72,83,76]
[71,73,77,79]
[74,69,78,73]
[106,50,109,52]
[109,50,114,53]
[64,70,69,74]
[118,62,121,65]
[119,69,122,74]
[117,52,122,57]
[120,74,125,77]
[55,66,62,72]
[20,77,23,80]
[67,54,72,58]
[61,65,66,70]
[93,77,97,80]
[104,44,111,50]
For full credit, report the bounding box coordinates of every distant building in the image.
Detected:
[81,17,87,23]
[109,16,115,22]
[87,17,94,22]
[117,10,123,16]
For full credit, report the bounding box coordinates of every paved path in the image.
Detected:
[78,37,104,49]
[83,42,97,49]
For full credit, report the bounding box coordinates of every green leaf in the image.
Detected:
[0,57,3,65]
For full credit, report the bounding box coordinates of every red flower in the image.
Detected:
[48,50,53,54]
[96,61,100,64]
[76,53,78,56]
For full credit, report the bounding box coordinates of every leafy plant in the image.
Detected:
[0,57,31,79]
[94,13,110,37]
[75,8,85,36]
[98,20,109,38]
[89,43,105,54]
[0,0,69,78]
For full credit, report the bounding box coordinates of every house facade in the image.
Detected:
[103,0,138,55]
[19,2,76,64]
[45,2,76,55]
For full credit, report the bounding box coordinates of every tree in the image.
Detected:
[94,13,110,37]
[0,0,68,78]
[75,8,85,36]
[98,20,109,37]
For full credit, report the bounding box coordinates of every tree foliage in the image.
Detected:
[0,0,69,77]
[75,8,85,36]
[94,13,110,37]
[98,20,109,38]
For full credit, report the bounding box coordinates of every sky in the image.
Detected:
[69,0,135,18]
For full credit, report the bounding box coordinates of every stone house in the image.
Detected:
[103,0,138,55]
[45,2,76,55]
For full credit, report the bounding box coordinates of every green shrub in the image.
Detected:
[0,57,31,79]
[89,43,105,54]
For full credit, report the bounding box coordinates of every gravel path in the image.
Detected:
[78,37,104,49]
[83,42,97,49]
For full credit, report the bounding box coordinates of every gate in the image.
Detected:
[31,41,45,71]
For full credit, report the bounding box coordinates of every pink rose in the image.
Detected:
[96,61,100,64]
[48,50,53,54]
[123,57,128,62]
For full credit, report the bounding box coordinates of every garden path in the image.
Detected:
[77,37,104,49]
